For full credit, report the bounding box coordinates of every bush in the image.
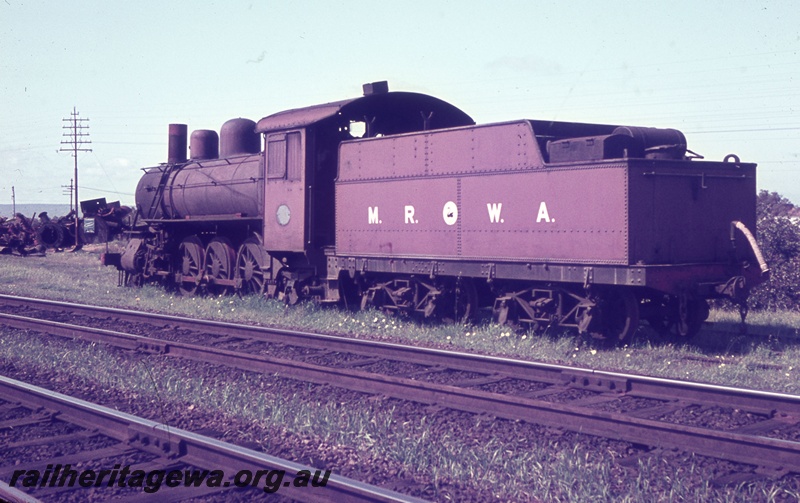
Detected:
[748,191,800,311]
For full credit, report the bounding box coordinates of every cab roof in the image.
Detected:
[255,90,474,135]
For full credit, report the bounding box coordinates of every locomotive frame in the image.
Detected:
[104,82,769,343]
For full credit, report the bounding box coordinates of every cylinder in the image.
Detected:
[219,118,259,157]
[168,124,188,164]
[190,129,219,160]
[613,126,686,160]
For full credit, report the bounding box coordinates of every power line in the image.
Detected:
[687,127,800,134]
[78,185,134,196]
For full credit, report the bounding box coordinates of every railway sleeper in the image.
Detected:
[712,466,791,487]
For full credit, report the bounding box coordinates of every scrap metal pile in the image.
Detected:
[0,199,131,255]
[0,211,76,255]
[79,198,133,245]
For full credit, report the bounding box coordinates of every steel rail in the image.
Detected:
[0,480,41,503]
[0,375,428,503]
[2,303,800,475]
[1,293,799,417]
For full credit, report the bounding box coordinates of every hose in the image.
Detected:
[731,221,770,276]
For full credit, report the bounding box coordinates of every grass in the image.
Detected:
[0,247,797,394]
[2,328,798,502]
[1,248,800,501]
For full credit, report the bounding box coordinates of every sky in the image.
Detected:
[2,0,798,208]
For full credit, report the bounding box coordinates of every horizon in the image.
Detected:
[3,1,798,205]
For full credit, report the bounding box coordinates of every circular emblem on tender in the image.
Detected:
[276,204,291,226]
[442,201,458,226]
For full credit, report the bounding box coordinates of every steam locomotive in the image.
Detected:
[103,81,768,342]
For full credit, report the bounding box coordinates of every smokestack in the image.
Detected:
[168,123,188,164]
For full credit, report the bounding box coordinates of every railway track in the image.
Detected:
[2,294,800,483]
[0,375,427,503]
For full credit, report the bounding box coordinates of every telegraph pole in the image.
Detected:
[59,107,91,249]
[61,179,74,213]
[11,186,15,216]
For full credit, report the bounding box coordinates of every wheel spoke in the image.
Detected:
[178,236,204,296]
[235,238,269,296]
[205,237,236,295]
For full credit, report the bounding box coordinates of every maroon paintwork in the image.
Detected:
[255,90,475,256]
[335,119,758,295]
[111,82,764,332]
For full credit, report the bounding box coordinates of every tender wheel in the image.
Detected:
[236,237,270,296]
[178,236,204,296]
[644,296,708,338]
[677,297,709,338]
[204,237,237,295]
[645,314,670,334]
[492,287,566,334]
[446,278,478,324]
[603,288,640,343]
[580,288,640,344]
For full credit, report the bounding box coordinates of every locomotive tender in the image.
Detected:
[105,82,768,342]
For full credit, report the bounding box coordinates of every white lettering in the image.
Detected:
[404,205,416,224]
[536,201,551,223]
[368,206,380,224]
[487,203,503,223]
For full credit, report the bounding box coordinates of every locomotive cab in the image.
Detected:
[254,82,474,269]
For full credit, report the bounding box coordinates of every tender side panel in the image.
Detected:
[337,177,460,257]
[337,121,542,181]
[627,161,757,265]
[459,166,628,263]
[337,121,630,264]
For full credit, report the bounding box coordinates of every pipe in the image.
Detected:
[731,220,770,276]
